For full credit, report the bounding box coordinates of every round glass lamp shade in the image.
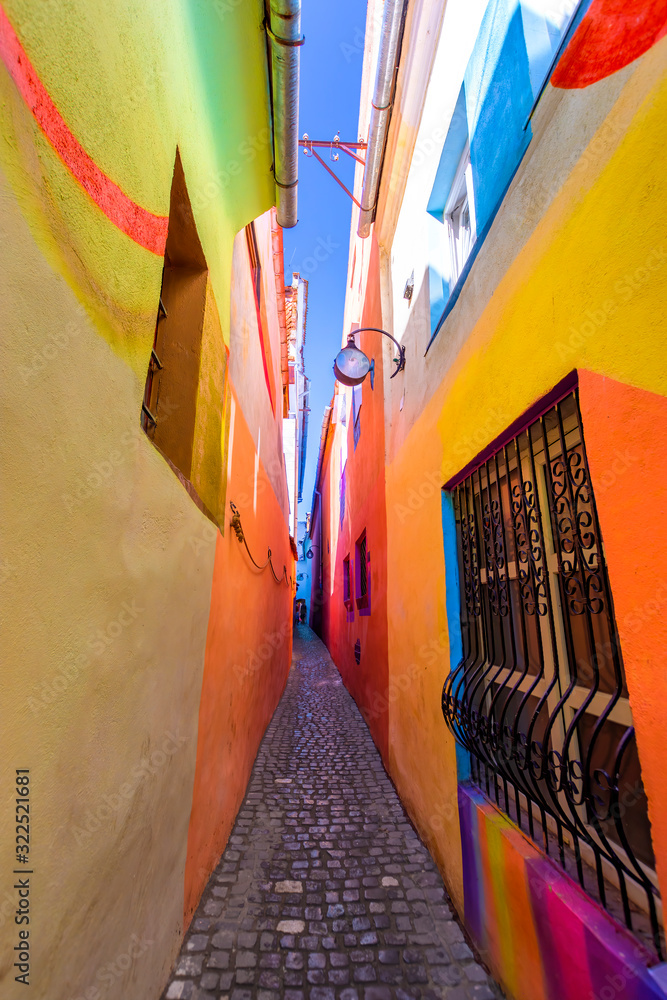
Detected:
[333,338,371,387]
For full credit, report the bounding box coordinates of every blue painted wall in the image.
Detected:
[425,0,587,338]
[441,490,470,782]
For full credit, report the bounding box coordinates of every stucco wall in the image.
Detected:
[322,239,391,762]
[229,212,291,519]
[326,2,667,997]
[184,385,293,922]
[0,1,292,997]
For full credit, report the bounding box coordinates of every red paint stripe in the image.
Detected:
[553,0,667,90]
[0,4,168,254]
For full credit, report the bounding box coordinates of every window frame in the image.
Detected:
[245,221,261,304]
[343,554,353,610]
[444,142,476,286]
[352,383,362,450]
[442,388,662,957]
[355,530,369,611]
[245,220,276,414]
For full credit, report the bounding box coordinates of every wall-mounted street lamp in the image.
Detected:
[332,327,406,387]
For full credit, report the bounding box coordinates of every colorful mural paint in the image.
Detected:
[459,785,667,1000]
[1,2,296,998]
[552,0,667,89]
[312,1,667,998]
[0,3,168,252]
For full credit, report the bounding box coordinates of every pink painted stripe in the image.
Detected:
[0,3,168,254]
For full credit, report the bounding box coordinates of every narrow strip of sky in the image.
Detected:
[282,0,366,517]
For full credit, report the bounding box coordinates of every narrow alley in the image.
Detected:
[4,1,667,999]
[161,627,499,1000]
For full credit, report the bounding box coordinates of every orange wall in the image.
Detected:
[578,370,667,899]
[318,237,390,761]
[183,383,293,921]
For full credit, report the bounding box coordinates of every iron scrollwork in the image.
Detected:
[442,391,662,958]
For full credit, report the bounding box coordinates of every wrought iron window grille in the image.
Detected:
[141,293,168,434]
[442,390,663,958]
[343,556,352,609]
[359,535,367,599]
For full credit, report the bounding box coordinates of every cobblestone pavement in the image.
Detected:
[161,625,502,1000]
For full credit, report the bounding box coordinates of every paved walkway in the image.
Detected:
[161,625,502,1000]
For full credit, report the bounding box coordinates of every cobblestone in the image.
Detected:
[161,626,503,1000]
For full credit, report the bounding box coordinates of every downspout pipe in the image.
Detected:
[267,0,303,228]
[357,0,406,239]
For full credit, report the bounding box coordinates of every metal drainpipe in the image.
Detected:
[267,0,303,228]
[357,0,406,239]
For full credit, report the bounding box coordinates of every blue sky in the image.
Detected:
[283,0,366,519]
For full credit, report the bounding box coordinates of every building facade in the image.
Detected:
[283,273,310,540]
[294,517,313,621]
[312,1,667,998]
[1,2,298,997]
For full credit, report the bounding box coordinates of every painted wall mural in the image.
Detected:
[459,786,667,1000]
[553,0,667,89]
[0,2,294,998]
[0,3,168,253]
[317,1,667,999]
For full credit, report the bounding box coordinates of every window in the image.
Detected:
[352,383,362,450]
[246,222,261,302]
[245,220,275,414]
[427,0,578,342]
[141,151,208,482]
[340,463,346,528]
[343,556,352,609]
[442,390,662,957]
[355,530,369,611]
[520,0,581,99]
[444,143,476,285]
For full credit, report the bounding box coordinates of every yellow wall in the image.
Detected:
[1,168,216,996]
[345,33,667,930]
[0,1,291,997]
